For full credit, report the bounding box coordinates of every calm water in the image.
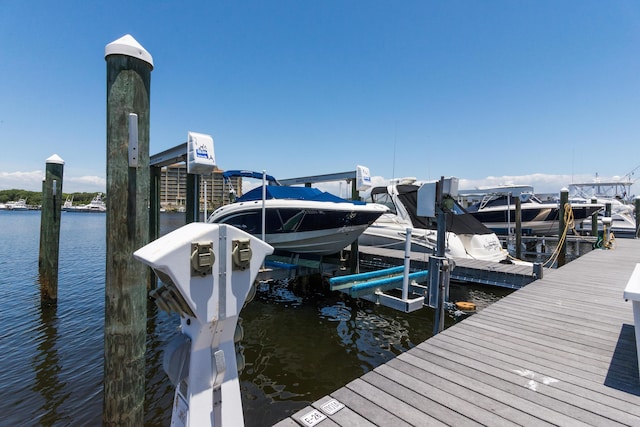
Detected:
[0,211,513,426]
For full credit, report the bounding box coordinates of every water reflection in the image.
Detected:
[33,303,68,427]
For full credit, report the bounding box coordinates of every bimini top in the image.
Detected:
[223,170,280,185]
[238,185,366,205]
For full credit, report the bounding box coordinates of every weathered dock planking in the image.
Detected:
[275,238,640,426]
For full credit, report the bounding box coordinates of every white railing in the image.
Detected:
[623,263,640,380]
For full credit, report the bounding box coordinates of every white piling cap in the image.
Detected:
[46,154,65,165]
[105,34,154,68]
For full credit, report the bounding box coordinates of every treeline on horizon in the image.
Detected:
[0,189,103,206]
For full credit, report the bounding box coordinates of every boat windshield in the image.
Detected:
[369,192,397,214]
[474,192,543,210]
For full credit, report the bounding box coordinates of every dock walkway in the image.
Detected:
[275,238,640,426]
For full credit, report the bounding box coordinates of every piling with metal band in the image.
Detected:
[558,188,568,267]
[104,34,152,425]
[39,154,65,303]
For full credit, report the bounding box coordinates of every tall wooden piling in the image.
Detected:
[186,173,200,223]
[39,154,64,304]
[349,178,359,273]
[104,34,153,426]
[515,196,522,259]
[558,188,568,267]
[591,198,598,237]
[635,197,640,239]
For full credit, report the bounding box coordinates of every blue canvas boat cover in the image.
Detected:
[238,185,365,205]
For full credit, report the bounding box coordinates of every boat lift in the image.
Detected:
[328,177,461,334]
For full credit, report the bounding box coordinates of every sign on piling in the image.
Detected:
[103,34,153,425]
[39,154,64,303]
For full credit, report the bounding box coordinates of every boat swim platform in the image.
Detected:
[274,238,640,426]
[354,245,538,289]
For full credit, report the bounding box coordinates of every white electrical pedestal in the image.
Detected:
[134,223,273,427]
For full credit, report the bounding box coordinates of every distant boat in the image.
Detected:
[63,195,74,210]
[63,193,106,213]
[6,199,29,211]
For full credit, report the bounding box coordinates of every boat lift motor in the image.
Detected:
[134,223,274,427]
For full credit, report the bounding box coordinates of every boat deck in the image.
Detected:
[275,238,640,426]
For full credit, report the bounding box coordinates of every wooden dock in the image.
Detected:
[275,238,640,426]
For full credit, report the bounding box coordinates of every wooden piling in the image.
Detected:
[591,198,598,237]
[38,154,64,304]
[515,196,522,259]
[103,34,153,426]
[149,166,161,290]
[558,188,568,267]
[635,197,640,239]
[150,166,161,241]
[186,173,200,223]
[349,178,359,274]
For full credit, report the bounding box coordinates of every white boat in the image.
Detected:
[63,195,74,210]
[206,170,388,255]
[464,190,602,236]
[569,180,637,238]
[63,193,106,213]
[359,180,517,263]
[6,199,29,211]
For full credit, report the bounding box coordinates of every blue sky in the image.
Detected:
[1,1,638,195]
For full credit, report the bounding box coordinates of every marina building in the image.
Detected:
[159,164,242,212]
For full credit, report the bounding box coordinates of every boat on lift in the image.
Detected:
[464,191,602,236]
[568,179,636,238]
[206,170,388,255]
[359,179,520,263]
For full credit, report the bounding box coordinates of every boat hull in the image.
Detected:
[469,205,602,236]
[208,199,387,255]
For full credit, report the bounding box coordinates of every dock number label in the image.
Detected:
[321,399,344,415]
[300,409,326,426]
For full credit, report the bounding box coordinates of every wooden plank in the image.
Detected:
[362,370,485,426]
[421,336,638,425]
[344,378,448,426]
[330,386,412,427]
[407,344,623,427]
[443,321,638,390]
[436,329,640,416]
[373,363,529,426]
[396,351,589,426]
